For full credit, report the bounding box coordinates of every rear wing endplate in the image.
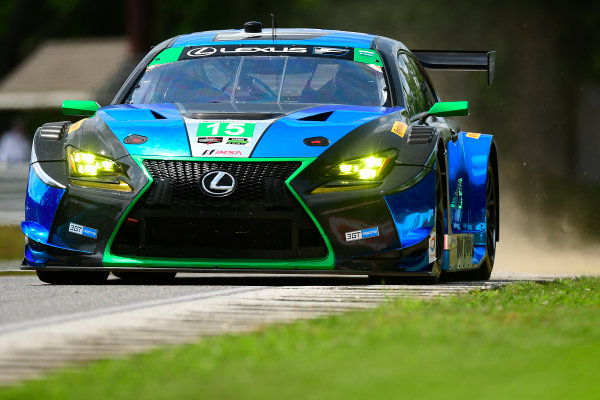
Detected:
[412,50,496,86]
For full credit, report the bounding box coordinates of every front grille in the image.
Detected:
[143,160,301,207]
[112,160,328,260]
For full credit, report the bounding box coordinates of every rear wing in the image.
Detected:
[411,50,496,87]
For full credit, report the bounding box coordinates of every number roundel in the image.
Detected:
[197,122,256,137]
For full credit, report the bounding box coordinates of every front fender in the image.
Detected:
[447,132,495,263]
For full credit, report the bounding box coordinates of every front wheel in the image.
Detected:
[36,270,109,284]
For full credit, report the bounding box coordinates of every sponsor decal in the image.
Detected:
[148,47,185,67]
[445,233,474,271]
[353,48,383,67]
[187,46,307,58]
[200,170,236,197]
[186,46,218,57]
[186,117,273,158]
[197,136,224,145]
[68,222,98,239]
[197,121,255,138]
[345,227,380,242]
[226,137,250,145]
[202,149,243,156]
[391,121,408,138]
[67,119,84,135]
[313,47,350,56]
[428,229,436,263]
[466,132,481,139]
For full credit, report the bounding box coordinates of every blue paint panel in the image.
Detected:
[384,169,435,248]
[173,29,375,49]
[24,166,65,235]
[104,108,157,121]
[447,132,493,265]
[252,105,397,158]
[22,221,89,253]
[24,242,48,266]
[99,104,191,157]
[22,166,89,261]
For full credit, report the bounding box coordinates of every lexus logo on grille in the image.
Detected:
[200,171,236,197]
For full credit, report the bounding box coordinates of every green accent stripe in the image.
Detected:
[102,157,335,270]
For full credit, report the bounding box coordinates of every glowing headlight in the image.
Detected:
[66,147,132,192]
[311,152,396,194]
[331,155,391,180]
[69,150,119,177]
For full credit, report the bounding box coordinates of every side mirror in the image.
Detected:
[62,100,100,117]
[427,101,469,118]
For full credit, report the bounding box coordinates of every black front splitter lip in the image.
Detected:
[21,265,436,277]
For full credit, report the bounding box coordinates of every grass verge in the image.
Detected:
[1,278,599,399]
[0,225,23,260]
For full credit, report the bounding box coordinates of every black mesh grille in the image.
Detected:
[112,160,328,259]
[143,160,301,207]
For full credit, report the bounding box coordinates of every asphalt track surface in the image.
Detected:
[0,273,502,331]
[0,273,510,385]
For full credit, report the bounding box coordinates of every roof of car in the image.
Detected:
[172,28,377,49]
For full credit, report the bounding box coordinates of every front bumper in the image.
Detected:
[23,156,437,274]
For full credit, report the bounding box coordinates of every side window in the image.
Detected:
[409,55,438,107]
[398,52,437,115]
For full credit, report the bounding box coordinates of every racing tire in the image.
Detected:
[112,271,177,283]
[36,270,109,284]
[458,161,497,281]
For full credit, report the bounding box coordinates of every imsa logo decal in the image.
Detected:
[345,227,379,242]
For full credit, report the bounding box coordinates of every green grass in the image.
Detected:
[0,225,23,260]
[2,278,599,399]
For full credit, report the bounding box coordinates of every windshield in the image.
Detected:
[126,50,388,106]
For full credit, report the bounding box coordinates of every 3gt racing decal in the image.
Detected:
[185,118,274,157]
[68,222,98,239]
[345,227,380,242]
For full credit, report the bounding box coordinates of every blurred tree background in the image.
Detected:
[0,0,598,238]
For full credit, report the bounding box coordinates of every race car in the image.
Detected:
[22,21,498,284]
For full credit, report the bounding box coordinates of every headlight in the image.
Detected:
[312,151,396,193]
[67,147,133,192]
[327,152,395,181]
[333,156,391,180]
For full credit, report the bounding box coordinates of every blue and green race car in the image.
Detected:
[22,22,498,284]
